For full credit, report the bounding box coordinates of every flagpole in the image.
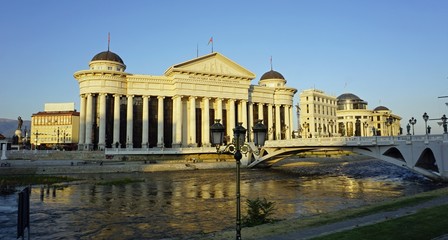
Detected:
[108,32,110,51]
[197,43,199,58]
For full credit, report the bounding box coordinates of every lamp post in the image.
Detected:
[210,119,267,240]
[302,122,309,138]
[423,112,429,135]
[363,122,369,136]
[328,120,334,137]
[409,117,417,135]
[385,116,394,136]
[442,114,447,134]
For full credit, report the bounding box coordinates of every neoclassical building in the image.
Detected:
[74,50,297,150]
[297,90,402,137]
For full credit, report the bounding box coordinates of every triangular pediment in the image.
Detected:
[164,52,256,80]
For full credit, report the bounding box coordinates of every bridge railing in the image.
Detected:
[264,134,447,148]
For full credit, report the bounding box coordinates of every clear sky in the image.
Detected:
[1,0,447,134]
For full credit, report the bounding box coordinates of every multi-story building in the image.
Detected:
[336,93,401,136]
[299,89,337,138]
[298,90,402,137]
[74,50,297,150]
[30,103,80,149]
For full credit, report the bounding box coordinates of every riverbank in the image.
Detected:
[205,186,448,240]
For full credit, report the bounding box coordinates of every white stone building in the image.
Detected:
[74,50,297,150]
[298,90,402,137]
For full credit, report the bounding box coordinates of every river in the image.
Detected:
[0,158,444,239]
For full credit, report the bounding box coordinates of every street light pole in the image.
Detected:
[423,112,429,135]
[210,120,266,240]
[409,117,417,135]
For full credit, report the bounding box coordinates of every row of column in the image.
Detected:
[78,94,294,150]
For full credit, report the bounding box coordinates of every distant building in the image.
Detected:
[74,50,297,150]
[336,93,401,136]
[299,89,337,138]
[298,90,402,137]
[30,103,80,149]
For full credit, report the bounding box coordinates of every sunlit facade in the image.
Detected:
[299,89,337,138]
[30,103,80,149]
[74,50,297,150]
[298,90,402,137]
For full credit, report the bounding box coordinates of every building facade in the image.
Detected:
[298,90,402,137]
[299,89,338,138]
[30,103,80,149]
[74,51,297,150]
[336,93,401,136]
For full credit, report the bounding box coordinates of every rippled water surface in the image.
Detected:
[0,159,443,239]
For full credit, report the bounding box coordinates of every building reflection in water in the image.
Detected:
[18,166,434,239]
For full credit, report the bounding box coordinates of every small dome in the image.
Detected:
[260,70,285,80]
[374,106,389,111]
[91,51,124,64]
[337,93,361,101]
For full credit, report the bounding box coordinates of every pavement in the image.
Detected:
[257,195,448,240]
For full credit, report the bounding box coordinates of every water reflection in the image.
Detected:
[0,160,442,240]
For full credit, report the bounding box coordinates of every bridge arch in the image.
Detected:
[415,148,439,173]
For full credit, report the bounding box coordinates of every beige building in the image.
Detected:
[299,89,337,138]
[298,90,402,137]
[74,50,297,150]
[30,103,80,149]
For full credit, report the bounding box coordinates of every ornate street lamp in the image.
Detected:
[409,117,417,135]
[210,119,225,151]
[385,116,394,136]
[302,122,309,138]
[252,120,267,147]
[363,122,369,136]
[210,120,266,240]
[328,120,334,137]
[423,112,429,135]
[441,114,447,134]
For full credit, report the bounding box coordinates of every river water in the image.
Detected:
[0,158,444,239]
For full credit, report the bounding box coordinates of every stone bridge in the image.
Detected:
[248,134,448,182]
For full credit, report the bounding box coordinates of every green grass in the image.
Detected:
[96,178,144,186]
[0,175,78,194]
[0,175,77,186]
[313,204,448,240]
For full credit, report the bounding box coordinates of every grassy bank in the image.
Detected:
[207,187,448,239]
[0,175,77,194]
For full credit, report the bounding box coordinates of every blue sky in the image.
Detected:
[1,0,447,134]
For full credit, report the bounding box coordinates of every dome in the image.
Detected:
[337,93,361,101]
[260,70,285,80]
[374,106,389,111]
[91,51,124,64]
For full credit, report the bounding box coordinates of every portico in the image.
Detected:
[74,51,296,150]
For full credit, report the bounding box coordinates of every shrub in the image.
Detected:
[242,197,276,227]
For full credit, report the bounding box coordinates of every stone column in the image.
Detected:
[142,95,149,149]
[258,103,264,121]
[157,96,164,148]
[216,98,223,121]
[98,93,107,150]
[227,99,235,139]
[202,97,210,147]
[78,94,86,150]
[275,104,281,140]
[113,94,121,148]
[173,95,183,148]
[241,100,247,130]
[248,102,254,142]
[188,96,197,147]
[268,104,273,140]
[126,95,134,149]
[289,105,294,139]
[284,105,290,139]
[85,93,93,149]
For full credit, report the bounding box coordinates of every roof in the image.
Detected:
[337,93,361,101]
[91,51,124,64]
[260,70,285,80]
[374,106,389,111]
